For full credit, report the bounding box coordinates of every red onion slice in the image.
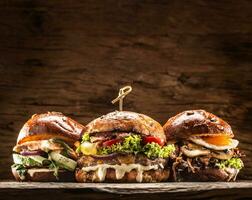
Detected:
[20,150,47,156]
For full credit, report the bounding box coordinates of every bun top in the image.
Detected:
[17,112,85,144]
[86,111,166,141]
[163,110,233,140]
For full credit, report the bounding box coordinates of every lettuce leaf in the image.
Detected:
[98,143,121,155]
[48,160,59,179]
[143,142,175,159]
[11,164,27,180]
[82,133,90,142]
[121,135,142,153]
[11,157,61,180]
[216,158,244,170]
[13,154,46,167]
[98,135,142,155]
[98,134,175,159]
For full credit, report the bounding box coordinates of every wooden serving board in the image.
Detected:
[0,181,252,199]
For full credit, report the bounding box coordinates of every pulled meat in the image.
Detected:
[172,143,243,181]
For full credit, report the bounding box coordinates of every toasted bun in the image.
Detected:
[86,111,165,141]
[163,110,233,141]
[173,167,239,182]
[75,168,169,183]
[12,168,75,182]
[17,112,85,145]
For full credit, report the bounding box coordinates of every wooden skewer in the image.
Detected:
[111,86,132,111]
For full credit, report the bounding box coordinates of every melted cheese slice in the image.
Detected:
[82,164,162,182]
[189,137,238,150]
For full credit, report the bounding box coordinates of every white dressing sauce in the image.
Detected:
[82,163,163,182]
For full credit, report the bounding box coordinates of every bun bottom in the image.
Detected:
[75,168,170,183]
[12,168,75,182]
[173,168,239,182]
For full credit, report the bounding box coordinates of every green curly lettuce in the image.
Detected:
[98,134,175,159]
[121,135,142,153]
[98,143,122,155]
[82,132,90,142]
[98,135,142,155]
[143,142,175,158]
[216,158,244,170]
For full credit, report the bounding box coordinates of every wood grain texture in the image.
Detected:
[0,0,252,182]
[0,181,252,200]
[1,181,252,193]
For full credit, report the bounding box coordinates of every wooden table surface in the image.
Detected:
[0,181,252,199]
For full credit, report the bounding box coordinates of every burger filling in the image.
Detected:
[173,135,244,181]
[12,138,77,180]
[76,132,175,182]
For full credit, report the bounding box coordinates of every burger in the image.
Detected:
[11,112,85,182]
[163,110,244,181]
[75,111,175,182]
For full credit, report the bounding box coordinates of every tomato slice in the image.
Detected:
[143,136,165,146]
[102,139,122,147]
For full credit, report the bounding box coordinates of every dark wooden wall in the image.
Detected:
[0,0,251,180]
